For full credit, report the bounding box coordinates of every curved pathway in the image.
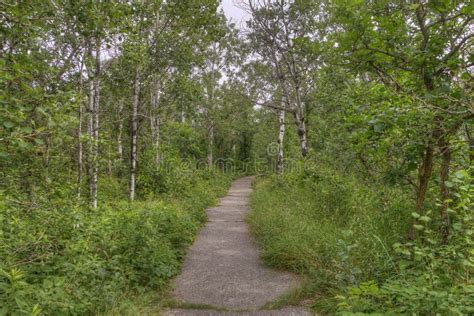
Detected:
[164,177,309,315]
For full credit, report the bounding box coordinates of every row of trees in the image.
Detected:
[241,0,472,241]
[2,1,256,209]
[2,0,472,236]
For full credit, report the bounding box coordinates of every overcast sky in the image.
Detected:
[221,0,250,28]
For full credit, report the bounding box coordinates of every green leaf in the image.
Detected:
[413,224,424,230]
[419,215,431,222]
[3,121,14,129]
[34,138,44,145]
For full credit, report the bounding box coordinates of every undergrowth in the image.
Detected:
[249,166,473,314]
[0,169,232,315]
[249,165,448,313]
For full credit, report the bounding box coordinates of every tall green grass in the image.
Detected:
[248,168,412,313]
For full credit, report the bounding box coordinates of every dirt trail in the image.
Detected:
[164,177,310,315]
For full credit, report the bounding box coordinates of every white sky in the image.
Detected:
[221,0,250,28]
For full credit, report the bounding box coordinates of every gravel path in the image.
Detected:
[164,177,309,315]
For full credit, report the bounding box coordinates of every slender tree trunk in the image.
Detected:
[415,143,435,213]
[207,122,214,167]
[294,87,308,157]
[409,140,435,239]
[293,109,308,157]
[129,71,140,201]
[87,79,93,175]
[78,99,83,199]
[87,79,94,202]
[117,100,124,161]
[150,77,161,165]
[90,44,101,208]
[438,133,451,242]
[77,58,84,199]
[88,43,100,209]
[276,105,285,174]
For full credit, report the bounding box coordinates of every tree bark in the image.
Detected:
[129,70,140,201]
[276,103,285,174]
[207,122,214,168]
[409,135,435,240]
[90,44,101,209]
[294,86,308,157]
[293,109,308,157]
[415,143,434,214]
[77,57,84,199]
[77,96,83,199]
[87,79,94,182]
[150,77,161,165]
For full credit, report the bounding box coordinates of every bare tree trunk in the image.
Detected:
[207,122,214,167]
[90,45,101,209]
[77,57,84,199]
[293,109,308,157]
[273,52,308,158]
[87,80,94,181]
[117,100,124,161]
[129,71,140,201]
[408,141,435,239]
[78,98,83,199]
[150,77,161,165]
[294,87,308,157]
[276,105,285,174]
[415,144,434,213]
[86,78,94,204]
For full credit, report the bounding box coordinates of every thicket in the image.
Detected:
[0,168,231,314]
[249,166,472,314]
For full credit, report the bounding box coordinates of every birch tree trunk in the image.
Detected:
[90,45,101,209]
[129,71,140,201]
[294,87,308,157]
[87,80,94,182]
[207,122,214,167]
[293,108,308,157]
[276,104,285,174]
[150,77,161,165]
[77,57,84,199]
[77,96,83,198]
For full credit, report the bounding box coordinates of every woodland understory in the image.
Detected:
[1,0,473,314]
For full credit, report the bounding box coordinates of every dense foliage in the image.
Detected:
[250,167,472,314]
[1,0,472,314]
[0,172,230,314]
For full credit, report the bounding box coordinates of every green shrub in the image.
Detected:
[0,171,232,314]
[337,169,474,314]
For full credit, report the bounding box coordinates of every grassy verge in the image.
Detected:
[248,169,412,314]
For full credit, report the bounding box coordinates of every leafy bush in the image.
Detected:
[337,169,474,314]
[0,171,231,314]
